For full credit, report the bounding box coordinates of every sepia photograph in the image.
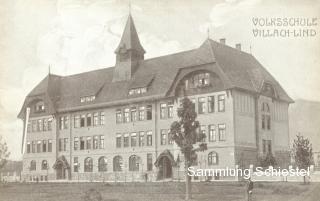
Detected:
[0,0,319,200]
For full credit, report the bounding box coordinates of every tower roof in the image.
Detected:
[115,14,145,54]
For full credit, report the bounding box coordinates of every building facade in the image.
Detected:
[18,14,293,182]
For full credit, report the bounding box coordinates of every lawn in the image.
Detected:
[0,181,316,201]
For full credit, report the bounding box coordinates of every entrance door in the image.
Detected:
[56,161,65,180]
[160,156,172,179]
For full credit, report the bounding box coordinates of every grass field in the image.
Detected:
[0,181,317,201]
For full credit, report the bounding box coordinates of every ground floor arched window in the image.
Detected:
[113,155,123,172]
[98,157,107,172]
[84,157,93,172]
[41,160,48,170]
[129,155,141,171]
[30,160,36,171]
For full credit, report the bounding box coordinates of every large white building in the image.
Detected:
[18,14,293,182]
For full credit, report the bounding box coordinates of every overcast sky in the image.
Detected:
[0,0,319,160]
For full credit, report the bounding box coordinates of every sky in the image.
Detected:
[0,0,319,160]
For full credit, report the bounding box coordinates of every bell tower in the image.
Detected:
[112,14,145,82]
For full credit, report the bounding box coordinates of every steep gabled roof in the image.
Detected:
[18,38,293,117]
[114,14,145,54]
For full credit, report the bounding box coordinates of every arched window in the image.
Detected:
[261,102,271,130]
[208,152,218,165]
[84,157,93,172]
[98,157,107,172]
[113,156,123,172]
[30,160,36,171]
[129,155,141,171]
[41,160,48,170]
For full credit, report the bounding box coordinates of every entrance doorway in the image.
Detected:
[55,161,66,180]
[158,156,172,179]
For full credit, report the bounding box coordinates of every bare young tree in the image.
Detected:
[170,97,207,200]
[292,134,313,184]
[0,135,10,182]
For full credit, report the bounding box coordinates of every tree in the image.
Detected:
[169,97,207,200]
[0,135,10,182]
[292,134,313,184]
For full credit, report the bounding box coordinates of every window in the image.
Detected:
[41,160,48,170]
[100,135,104,149]
[48,118,52,131]
[64,116,69,129]
[42,140,47,152]
[63,138,68,151]
[74,115,80,128]
[116,109,122,123]
[128,87,147,95]
[263,139,272,154]
[124,134,129,147]
[147,131,152,146]
[32,121,37,132]
[27,121,31,132]
[27,142,31,153]
[48,140,52,152]
[32,141,36,153]
[147,154,153,171]
[74,137,79,150]
[80,137,85,150]
[208,151,218,165]
[59,116,68,130]
[37,119,42,132]
[262,139,266,153]
[168,130,173,145]
[131,133,137,147]
[124,108,130,123]
[98,157,107,172]
[30,160,36,171]
[139,131,145,147]
[138,106,145,121]
[116,134,122,148]
[84,157,93,172]
[93,136,99,149]
[73,157,79,172]
[59,117,64,130]
[208,96,215,113]
[146,105,152,120]
[113,156,123,172]
[218,124,226,141]
[190,98,196,111]
[161,129,167,145]
[160,103,167,119]
[168,102,173,118]
[80,95,95,103]
[198,97,206,114]
[37,141,41,153]
[209,125,216,142]
[261,102,271,130]
[58,139,63,151]
[86,137,91,149]
[43,119,48,131]
[129,155,141,171]
[80,115,85,127]
[100,112,105,125]
[200,125,206,142]
[131,107,137,122]
[35,101,45,112]
[186,72,210,89]
[218,95,225,112]
[86,114,92,126]
[93,112,99,126]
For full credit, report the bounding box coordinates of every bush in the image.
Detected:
[82,188,102,201]
[258,153,277,167]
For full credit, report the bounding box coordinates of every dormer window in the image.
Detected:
[128,87,147,96]
[185,72,210,89]
[80,95,95,103]
[35,101,45,113]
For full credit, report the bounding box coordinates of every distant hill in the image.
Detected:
[289,99,320,152]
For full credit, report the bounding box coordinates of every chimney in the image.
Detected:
[219,38,226,45]
[236,43,241,51]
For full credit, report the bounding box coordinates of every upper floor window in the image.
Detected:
[218,95,225,112]
[35,101,45,113]
[208,96,215,113]
[198,97,206,114]
[218,124,226,141]
[261,102,271,130]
